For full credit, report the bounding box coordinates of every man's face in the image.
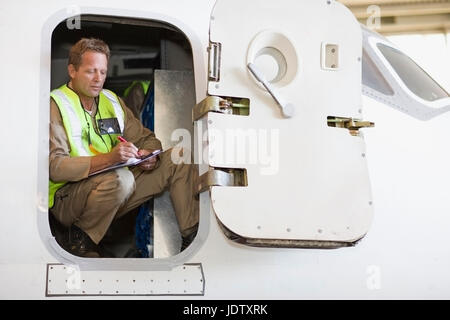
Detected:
[68,50,108,98]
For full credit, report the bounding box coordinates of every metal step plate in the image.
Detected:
[46,263,204,297]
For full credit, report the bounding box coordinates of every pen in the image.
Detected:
[117,136,127,143]
[118,136,142,156]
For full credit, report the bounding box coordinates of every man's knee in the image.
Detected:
[116,168,136,199]
[95,168,136,204]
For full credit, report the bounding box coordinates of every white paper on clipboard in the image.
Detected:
[88,149,162,177]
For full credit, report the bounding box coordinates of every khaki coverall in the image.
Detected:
[49,97,199,245]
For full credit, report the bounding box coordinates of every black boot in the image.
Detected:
[181,224,198,251]
[65,225,102,258]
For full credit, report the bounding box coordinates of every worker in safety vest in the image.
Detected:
[122,80,150,119]
[49,38,198,257]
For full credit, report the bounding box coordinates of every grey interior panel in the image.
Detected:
[153,70,196,258]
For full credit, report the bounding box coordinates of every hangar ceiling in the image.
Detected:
[338,0,450,35]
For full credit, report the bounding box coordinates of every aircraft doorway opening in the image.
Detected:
[49,15,197,259]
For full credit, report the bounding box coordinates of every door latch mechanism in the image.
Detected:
[327,116,375,136]
[247,63,295,118]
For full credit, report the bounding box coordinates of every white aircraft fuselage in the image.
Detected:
[0,0,450,299]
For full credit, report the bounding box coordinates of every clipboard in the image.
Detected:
[88,149,163,177]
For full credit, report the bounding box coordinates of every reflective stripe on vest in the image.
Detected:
[51,89,90,156]
[102,89,125,133]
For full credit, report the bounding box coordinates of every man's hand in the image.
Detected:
[137,149,159,171]
[88,142,142,175]
[110,141,140,164]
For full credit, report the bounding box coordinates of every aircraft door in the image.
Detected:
[194,0,374,248]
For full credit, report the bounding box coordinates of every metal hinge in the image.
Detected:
[192,96,249,121]
[327,116,375,136]
[208,42,221,82]
[197,168,247,194]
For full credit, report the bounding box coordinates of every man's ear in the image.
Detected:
[68,64,76,79]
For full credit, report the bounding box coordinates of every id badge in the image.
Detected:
[98,118,121,135]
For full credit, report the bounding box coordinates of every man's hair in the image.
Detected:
[68,38,110,70]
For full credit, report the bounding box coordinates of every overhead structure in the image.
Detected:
[339,0,450,35]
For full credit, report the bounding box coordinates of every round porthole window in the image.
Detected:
[253,47,287,84]
[247,30,298,88]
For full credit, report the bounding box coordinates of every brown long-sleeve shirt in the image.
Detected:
[50,95,162,183]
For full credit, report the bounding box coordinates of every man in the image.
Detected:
[49,38,199,258]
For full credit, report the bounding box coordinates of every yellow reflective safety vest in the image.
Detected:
[123,80,150,97]
[49,84,125,208]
